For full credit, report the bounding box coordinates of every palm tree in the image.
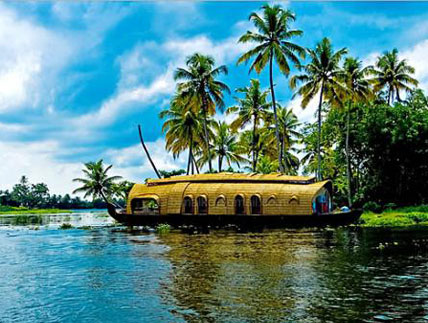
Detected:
[255,155,279,174]
[160,95,205,175]
[226,79,271,171]
[73,160,122,204]
[276,105,301,174]
[369,48,418,105]
[290,37,348,180]
[237,4,305,172]
[174,53,230,172]
[339,57,372,206]
[197,121,246,172]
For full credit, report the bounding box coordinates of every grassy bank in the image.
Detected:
[360,205,428,227]
[0,206,71,215]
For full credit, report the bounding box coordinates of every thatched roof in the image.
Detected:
[147,172,316,186]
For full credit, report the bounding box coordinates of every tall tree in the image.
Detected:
[237,4,305,172]
[174,53,230,173]
[338,57,372,206]
[73,160,122,204]
[197,121,246,172]
[290,37,347,180]
[160,96,204,175]
[276,105,301,174]
[369,48,418,105]
[226,79,271,171]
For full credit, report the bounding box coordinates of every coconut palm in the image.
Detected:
[226,79,271,171]
[339,57,372,206]
[237,4,305,172]
[369,48,418,105]
[255,155,279,174]
[276,105,301,174]
[197,121,246,172]
[290,37,348,180]
[174,53,230,172]
[160,96,205,175]
[73,159,122,204]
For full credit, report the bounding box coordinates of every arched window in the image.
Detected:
[183,196,193,214]
[197,196,208,214]
[235,195,245,215]
[250,195,261,215]
[215,195,226,206]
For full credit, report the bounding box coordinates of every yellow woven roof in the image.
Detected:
[146,172,316,186]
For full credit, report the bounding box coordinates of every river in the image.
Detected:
[0,213,427,322]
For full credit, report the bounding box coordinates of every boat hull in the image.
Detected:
[107,204,362,229]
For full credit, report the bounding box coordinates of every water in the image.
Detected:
[1,214,428,322]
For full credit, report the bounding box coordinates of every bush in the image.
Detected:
[363,201,382,213]
[384,203,397,210]
[156,223,171,234]
[59,223,73,230]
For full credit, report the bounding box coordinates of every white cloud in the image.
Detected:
[0,140,83,195]
[76,31,252,128]
[0,137,187,195]
[288,94,319,124]
[401,39,428,91]
[0,4,73,112]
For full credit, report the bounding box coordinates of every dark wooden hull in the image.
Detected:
[107,204,362,229]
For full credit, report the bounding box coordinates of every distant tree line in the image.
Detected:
[0,175,130,209]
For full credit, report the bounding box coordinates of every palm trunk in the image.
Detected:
[138,125,161,179]
[281,137,287,174]
[193,155,200,174]
[345,101,352,207]
[187,135,193,175]
[219,155,223,172]
[317,84,324,181]
[201,91,213,173]
[252,114,257,172]
[269,53,284,173]
[396,88,401,102]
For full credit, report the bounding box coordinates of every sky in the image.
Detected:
[1,1,428,195]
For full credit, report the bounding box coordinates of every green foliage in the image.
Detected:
[363,201,382,213]
[59,223,73,230]
[156,223,171,234]
[11,214,43,226]
[73,159,122,202]
[159,169,186,178]
[361,209,428,227]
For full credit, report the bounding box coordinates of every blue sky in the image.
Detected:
[1,1,428,194]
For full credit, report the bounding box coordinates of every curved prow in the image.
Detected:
[107,202,126,223]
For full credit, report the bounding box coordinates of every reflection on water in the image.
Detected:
[0,222,428,322]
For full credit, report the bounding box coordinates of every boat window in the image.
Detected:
[183,196,193,214]
[197,196,208,214]
[250,195,261,215]
[266,195,276,205]
[289,196,299,205]
[215,195,226,206]
[131,198,159,215]
[235,195,245,215]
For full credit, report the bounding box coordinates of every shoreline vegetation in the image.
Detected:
[0,206,71,215]
[360,206,428,227]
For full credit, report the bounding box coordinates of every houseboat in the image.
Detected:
[107,173,362,228]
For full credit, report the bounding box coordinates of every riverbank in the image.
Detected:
[0,206,71,215]
[360,205,428,227]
